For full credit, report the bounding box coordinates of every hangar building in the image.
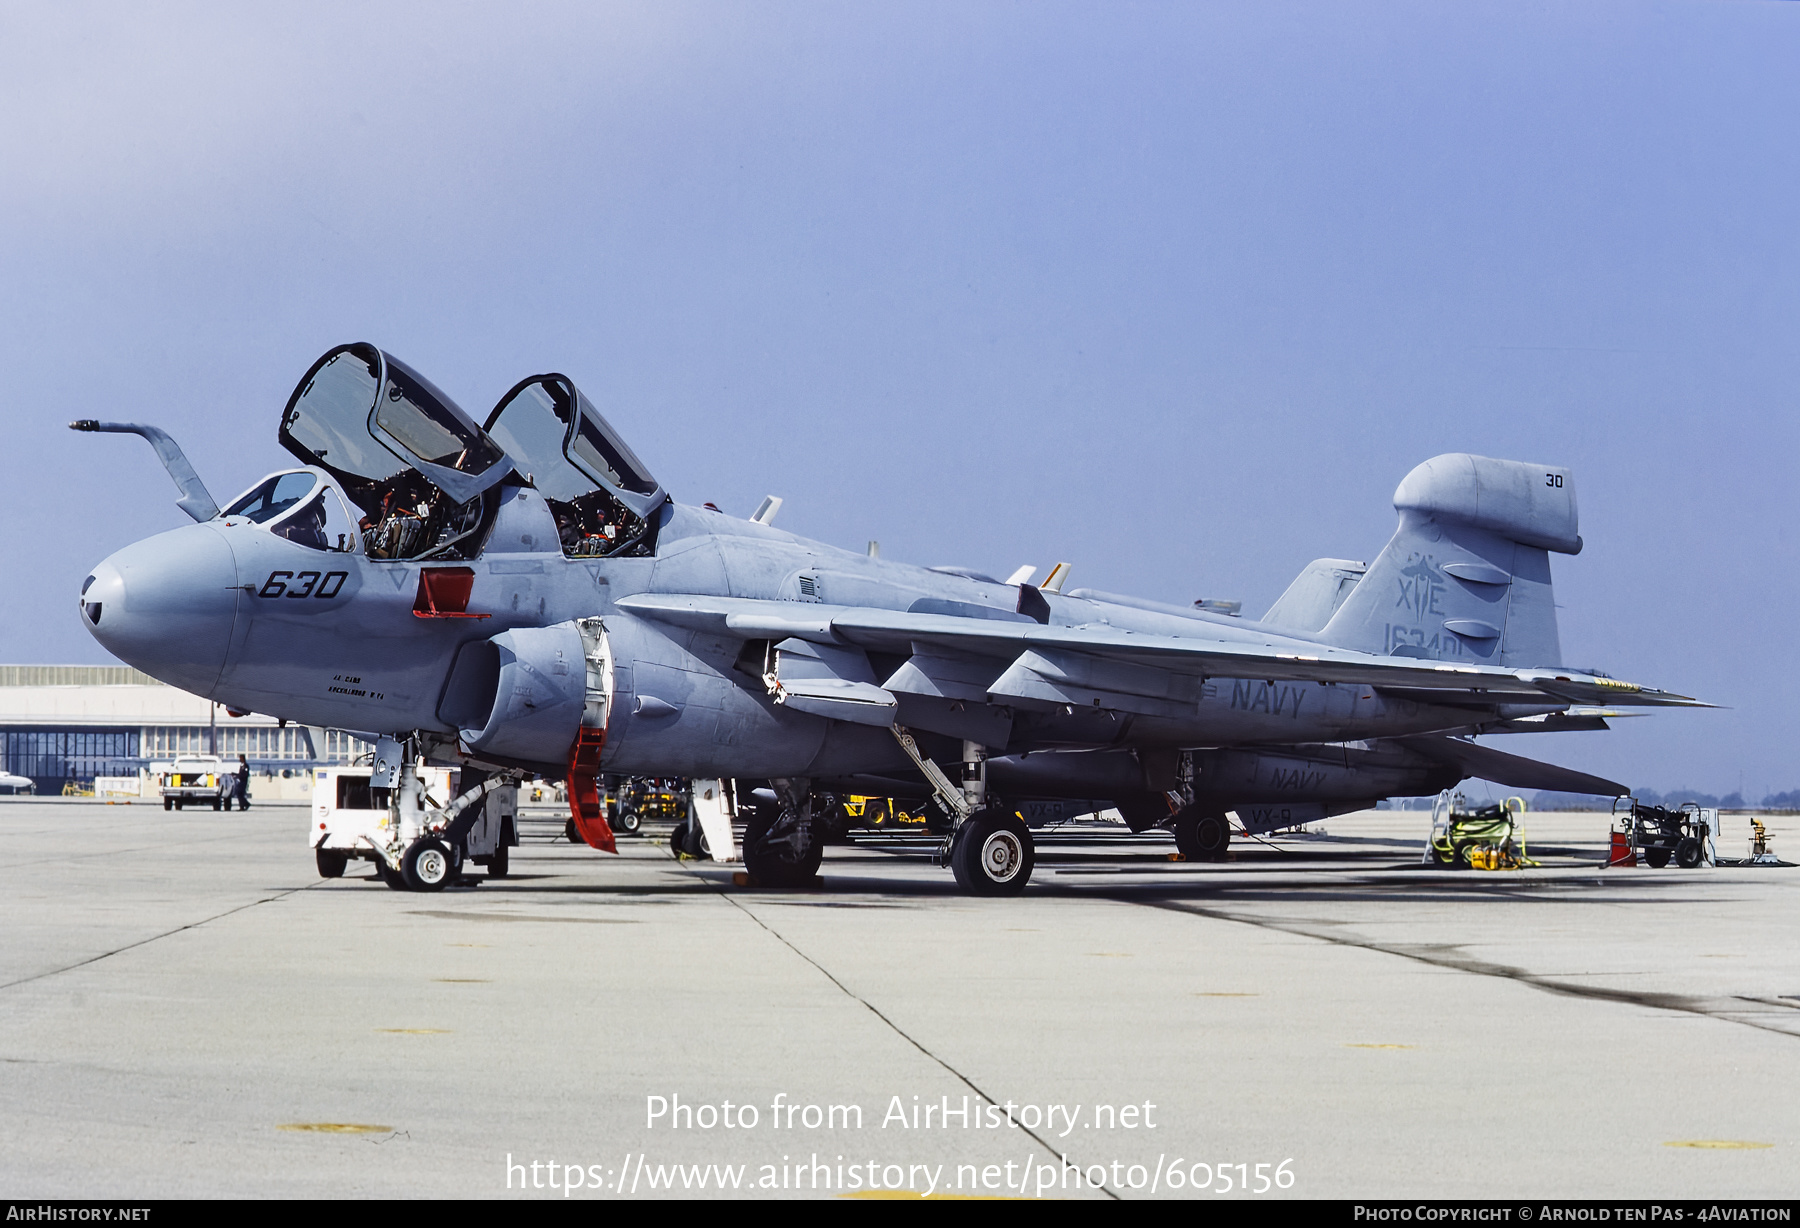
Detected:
[0,665,370,796]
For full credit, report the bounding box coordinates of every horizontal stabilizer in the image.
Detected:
[1397,736,1625,796]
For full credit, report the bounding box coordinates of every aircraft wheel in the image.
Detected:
[402,837,455,892]
[1644,846,1672,869]
[742,803,822,887]
[487,845,509,878]
[950,811,1034,896]
[1172,809,1231,862]
[614,807,642,835]
[669,820,690,856]
[1674,839,1703,869]
[315,847,348,879]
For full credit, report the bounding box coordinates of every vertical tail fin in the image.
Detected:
[1316,454,1580,668]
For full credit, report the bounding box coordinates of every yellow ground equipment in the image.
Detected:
[840,796,931,827]
[1750,818,1774,861]
[1714,815,1788,867]
[1426,793,1537,870]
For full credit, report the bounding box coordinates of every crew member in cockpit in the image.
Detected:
[273,497,329,551]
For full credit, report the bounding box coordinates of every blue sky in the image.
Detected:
[3,1,1795,795]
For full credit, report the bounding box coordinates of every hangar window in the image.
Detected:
[484,375,666,558]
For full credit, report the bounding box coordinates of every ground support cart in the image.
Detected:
[1611,798,1712,869]
[311,764,519,890]
[1425,793,1538,870]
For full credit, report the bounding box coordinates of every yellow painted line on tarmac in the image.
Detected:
[1344,1043,1414,1050]
[278,1123,393,1134]
[1663,1140,1773,1150]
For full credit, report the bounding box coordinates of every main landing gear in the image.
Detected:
[947,808,1034,896]
[1170,806,1232,862]
[740,787,824,888]
[888,727,1039,897]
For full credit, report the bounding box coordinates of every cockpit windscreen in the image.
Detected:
[223,471,318,523]
[220,469,361,554]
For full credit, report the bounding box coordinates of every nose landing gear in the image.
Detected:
[402,837,456,892]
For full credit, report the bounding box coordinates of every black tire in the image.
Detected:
[488,844,509,878]
[212,797,222,811]
[1430,843,1456,867]
[163,797,173,811]
[668,818,709,858]
[565,818,581,844]
[949,811,1034,896]
[376,858,408,890]
[742,804,823,887]
[1172,809,1232,862]
[315,847,348,878]
[402,837,455,892]
[615,807,642,835]
[1644,845,1672,869]
[1674,838,1703,869]
[174,798,184,810]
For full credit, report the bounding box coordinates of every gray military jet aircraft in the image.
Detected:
[75,343,1703,894]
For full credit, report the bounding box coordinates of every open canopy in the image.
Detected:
[279,343,513,509]
[483,374,666,520]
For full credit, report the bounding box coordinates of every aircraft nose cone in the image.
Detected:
[81,524,239,695]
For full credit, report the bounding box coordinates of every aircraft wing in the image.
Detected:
[615,594,1706,710]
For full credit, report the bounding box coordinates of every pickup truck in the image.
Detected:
[159,757,233,810]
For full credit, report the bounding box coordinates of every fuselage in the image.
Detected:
[82,486,1547,784]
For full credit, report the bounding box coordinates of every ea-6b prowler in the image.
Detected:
[75,343,1703,894]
